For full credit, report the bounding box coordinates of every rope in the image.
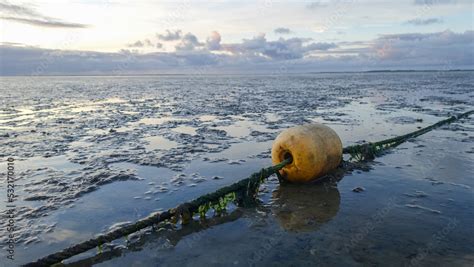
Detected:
[343,110,474,160]
[24,110,472,266]
[24,158,291,267]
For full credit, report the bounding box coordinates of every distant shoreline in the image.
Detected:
[1,69,473,77]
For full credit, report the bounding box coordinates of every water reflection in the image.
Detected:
[272,182,340,232]
[63,170,348,265]
[61,179,343,265]
[64,210,243,266]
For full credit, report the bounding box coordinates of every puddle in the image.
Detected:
[217,140,273,160]
[137,117,188,125]
[173,125,197,135]
[265,113,282,122]
[214,117,273,138]
[70,105,98,113]
[199,115,218,121]
[143,136,178,150]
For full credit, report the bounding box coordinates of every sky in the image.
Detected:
[0,0,473,75]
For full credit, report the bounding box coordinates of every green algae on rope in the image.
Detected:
[24,110,473,267]
[24,157,293,267]
[343,110,474,161]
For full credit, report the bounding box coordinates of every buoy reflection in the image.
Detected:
[272,181,340,232]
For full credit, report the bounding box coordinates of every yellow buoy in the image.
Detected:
[271,123,342,183]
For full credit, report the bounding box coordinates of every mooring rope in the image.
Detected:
[24,159,291,267]
[25,110,472,267]
[343,110,474,160]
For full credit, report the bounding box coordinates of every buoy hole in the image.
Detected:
[283,151,293,164]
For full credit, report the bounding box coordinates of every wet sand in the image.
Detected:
[0,72,473,266]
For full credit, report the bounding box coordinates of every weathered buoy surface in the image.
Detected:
[271,123,343,183]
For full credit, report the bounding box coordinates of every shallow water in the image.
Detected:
[0,72,473,266]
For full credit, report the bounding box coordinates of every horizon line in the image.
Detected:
[1,69,473,77]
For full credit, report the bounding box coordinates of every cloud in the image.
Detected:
[405,18,443,25]
[305,42,338,51]
[223,34,335,60]
[0,2,88,28]
[0,16,88,28]
[0,2,40,17]
[0,41,23,46]
[127,39,156,48]
[274,27,292,34]
[126,38,159,49]
[1,30,472,75]
[157,29,182,41]
[368,30,473,66]
[378,32,435,41]
[127,40,144,48]
[137,30,208,51]
[206,31,221,50]
[175,33,203,51]
[144,39,153,46]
